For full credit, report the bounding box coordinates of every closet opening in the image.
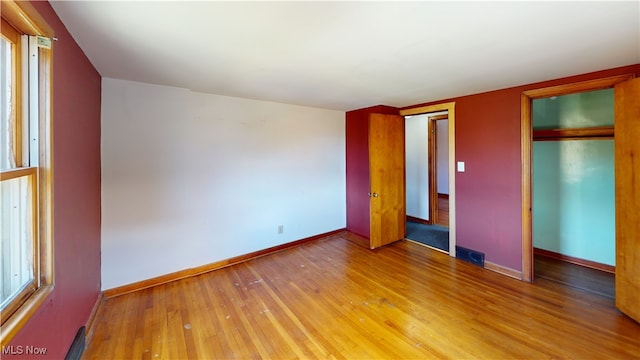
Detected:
[531,88,615,298]
[520,73,633,288]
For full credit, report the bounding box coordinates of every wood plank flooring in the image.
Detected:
[83,231,640,359]
[437,194,449,227]
[535,254,615,299]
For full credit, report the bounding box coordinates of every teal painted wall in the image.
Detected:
[532,88,614,128]
[532,89,615,266]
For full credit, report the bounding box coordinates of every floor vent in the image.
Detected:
[65,326,85,360]
[456,246,485,267]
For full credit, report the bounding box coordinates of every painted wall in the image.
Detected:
[436,119,449,194]
[405,112,449,220]
[405,114,429,220]
[533,140,615,265]
[6,2,102,359]
[101,78,345,289]
[401,64,640,272]
[532,89,615,265]
[532,89,614,129]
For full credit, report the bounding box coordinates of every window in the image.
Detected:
[1,1,53,346]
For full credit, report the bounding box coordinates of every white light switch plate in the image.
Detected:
[457,161,465,172]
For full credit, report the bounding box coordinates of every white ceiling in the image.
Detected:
[50,1,640,111]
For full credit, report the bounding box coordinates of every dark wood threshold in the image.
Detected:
[534,247,615,273]
[406,215,430,225]
[437,193,449,199]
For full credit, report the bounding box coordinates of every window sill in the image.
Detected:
[1,284,54,347]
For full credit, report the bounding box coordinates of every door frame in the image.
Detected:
[520,74,634,282]
[401,102,456,257]
[428,114,449,227]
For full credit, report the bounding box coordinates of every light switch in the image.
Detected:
[457,161,465,172]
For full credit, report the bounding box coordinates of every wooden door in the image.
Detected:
[615,77,640,323]
[369,113,405,249]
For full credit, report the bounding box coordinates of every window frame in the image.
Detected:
[0,0,54,346]
[1,17,22,168]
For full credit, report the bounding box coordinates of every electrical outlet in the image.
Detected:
[277,225,284,234]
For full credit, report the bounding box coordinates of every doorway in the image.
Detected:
[520,74,634,282]
[401,102,456,257]
[404,112,449,252]
[530,88,616,298]
[429,114,450,228]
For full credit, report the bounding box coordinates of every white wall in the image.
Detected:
[101,78,346,289]
[405,114,429,220]
[405,112,448,220]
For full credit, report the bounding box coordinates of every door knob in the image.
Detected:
[371,192,379,198]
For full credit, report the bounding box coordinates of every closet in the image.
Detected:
[532,88,615,268]
[524,76,640,323]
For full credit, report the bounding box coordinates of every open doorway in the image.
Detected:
[530,88,615,298]
[402,102,456,256]
[521,74,633,286]
[429,114,449,228]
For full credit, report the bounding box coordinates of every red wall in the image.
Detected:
[404,64,640,271]
[6,1,102,359]
[346,105,399,238]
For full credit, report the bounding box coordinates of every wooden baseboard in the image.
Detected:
[437,193,449,200]
[534,247,615,273]
[406,215,430,225]
[85,292,104,343]
[103,229,346,298]
[484,261,522,280]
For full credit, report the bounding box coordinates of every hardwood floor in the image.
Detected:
[437,194,449,227]
[534,254,615,299]
[83,231,640,359]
